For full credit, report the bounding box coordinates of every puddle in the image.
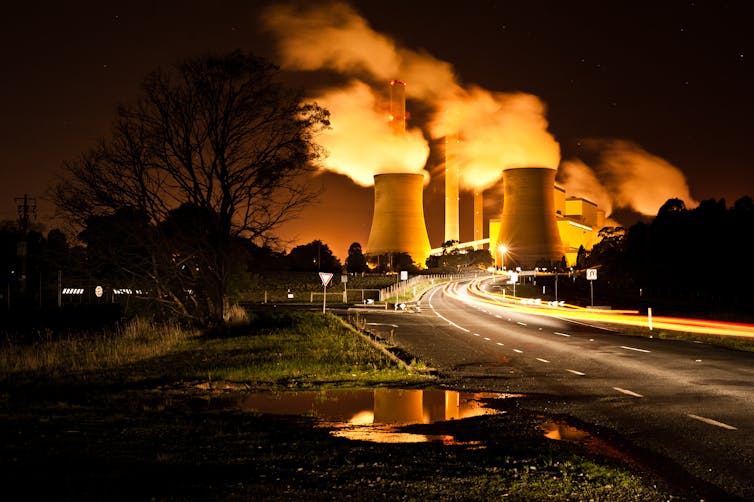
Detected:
[541,420,591,443]
[238,388,519,444]
[541,419,634,464]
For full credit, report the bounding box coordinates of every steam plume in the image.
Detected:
[560,140,698,217]
[311,80,430,186]
[431,87,561,191]
[261,1,559,189]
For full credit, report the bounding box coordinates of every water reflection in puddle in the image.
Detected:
[238,389,520,444]
[541,419,632,463]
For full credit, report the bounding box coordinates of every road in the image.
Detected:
[346,278,754,500]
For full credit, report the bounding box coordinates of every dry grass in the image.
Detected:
[0,318,197,378]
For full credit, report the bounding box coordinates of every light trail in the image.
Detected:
[442,278,754,339]
[613,387,643,398]
[688,414,738,430]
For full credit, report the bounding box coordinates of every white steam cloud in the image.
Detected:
[261,1,560,189]
[311,80,430,186]
[560,140,698,217]
[263,1,697,220]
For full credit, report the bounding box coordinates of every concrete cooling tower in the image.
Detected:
[365,173,432,267]
[498,167,564,268]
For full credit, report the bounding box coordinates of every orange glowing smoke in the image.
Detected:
[431,87,561,191]
[263,1,699,217]
[310,80,429,186]
[262,1,558,190]
[559,139,698,217]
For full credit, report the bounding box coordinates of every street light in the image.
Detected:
[497,244,508,270]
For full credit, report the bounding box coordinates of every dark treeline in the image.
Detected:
[3,195,753,325]
[560,196,754,321]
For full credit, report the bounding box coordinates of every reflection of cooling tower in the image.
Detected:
[498,168,564,268]
[374,388,424,424]
[365,173,432,267]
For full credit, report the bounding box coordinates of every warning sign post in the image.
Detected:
[318,272,333,313]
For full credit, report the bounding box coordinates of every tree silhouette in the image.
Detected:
[287,240,341,273]
[55,51,329,324]
[345,242,368,274]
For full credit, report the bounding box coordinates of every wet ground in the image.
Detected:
[0,380,700,501]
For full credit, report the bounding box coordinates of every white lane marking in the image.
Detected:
[688,414,738,430]
[613,387,643,398]
[536,358,550,363]
[484,337,491,341]
[367,323,399,328]
[433,310,469,332]
[621,346,651,353]
[554,332,571,337]
[513,349,523,353]
[473,333,481,337]
[567,369,585,376]
[517,321,527,326]
[495,314,502,319]
[496,342,504,346]
[538,328,543,331]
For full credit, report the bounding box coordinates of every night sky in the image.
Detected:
[1,1,751,260]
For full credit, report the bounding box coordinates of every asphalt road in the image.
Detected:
[346,279,754,500]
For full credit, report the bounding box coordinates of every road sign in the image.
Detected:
[586,268,597,281]
[319,272,333,287]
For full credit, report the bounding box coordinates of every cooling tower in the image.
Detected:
[497,167,564,268]
[365,173,432,267]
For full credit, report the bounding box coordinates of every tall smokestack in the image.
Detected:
[444,132,460,243]
[365,173,432,267]
[496,168,563,268]
[473,190,483,243]
[388,79,406,134]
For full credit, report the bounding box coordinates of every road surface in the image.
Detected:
[346,278,754,500]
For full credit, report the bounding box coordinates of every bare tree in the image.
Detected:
[55,51,329,324]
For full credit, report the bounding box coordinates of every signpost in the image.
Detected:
[586,268,597,306]
[319,272,333,313]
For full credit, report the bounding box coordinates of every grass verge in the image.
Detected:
[0,309,689,500]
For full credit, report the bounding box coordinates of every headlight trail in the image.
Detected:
[441,278,754,338]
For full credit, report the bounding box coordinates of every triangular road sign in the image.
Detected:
[319,272,333,287]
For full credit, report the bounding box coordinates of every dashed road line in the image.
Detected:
[513,349,523,354]
[536,358,550,363]
[484,337,491,341]
[688,414,737,430]
[554,332,571,337]
[613,387,643,398]
[473,333,481,337]
[621,345,650,353]
[496,342,504,346]
[517,321,527,326]
[567,369,585,376]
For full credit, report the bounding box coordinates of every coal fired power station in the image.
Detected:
[361,80,593,270]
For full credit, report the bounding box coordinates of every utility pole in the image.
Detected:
[15,194,37,295]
